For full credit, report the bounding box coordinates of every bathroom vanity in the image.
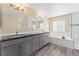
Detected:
[0,32,50,56]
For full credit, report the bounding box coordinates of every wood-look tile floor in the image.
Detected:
[35,43,79,56]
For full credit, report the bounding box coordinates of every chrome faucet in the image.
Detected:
[16,31,18,35]
[62,35,65,39]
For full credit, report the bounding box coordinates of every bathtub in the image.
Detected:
[50,37,73,49]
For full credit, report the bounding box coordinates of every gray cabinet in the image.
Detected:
[39,33,49,48]
[44,33,49,45]
[39,34,45,48]
[0,42,1,56]
[21,37,33,56]
[32,35,40,53]
[0,39,18,56]
[1,44,18,56]
[0,32,49,56]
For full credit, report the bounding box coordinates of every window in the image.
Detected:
[28,16,36,31]
[53,20,65,32]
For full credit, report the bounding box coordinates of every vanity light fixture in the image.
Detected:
[9,3,25,12]
[37,16,44,21]
[9,3,14,7]
[20,6,24,11]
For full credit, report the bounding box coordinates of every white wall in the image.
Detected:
[50,3,79,17]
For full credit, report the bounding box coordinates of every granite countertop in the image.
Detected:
[0,32,49,42]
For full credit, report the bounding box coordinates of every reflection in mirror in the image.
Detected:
[2,9,24,34]
[39,20,44,32]
[28,16,36,31]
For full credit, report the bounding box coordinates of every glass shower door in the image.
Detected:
[71,12,79,56]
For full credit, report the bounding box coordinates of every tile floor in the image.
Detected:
[35,43,79,56]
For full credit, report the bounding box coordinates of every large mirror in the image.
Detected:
[2,9,24,34]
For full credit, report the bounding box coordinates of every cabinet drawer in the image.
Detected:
[18,36,32,43]
[32,35,40,39]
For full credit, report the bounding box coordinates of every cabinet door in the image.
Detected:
[39,34,45,48]
[72,12,79,24]
[32,35,40,53]
[44,33,49,44]
[47,33,50,43]
[21,37,33,56]
[43,34,47,46]
[0,42,1,56]
[1,44,18,56]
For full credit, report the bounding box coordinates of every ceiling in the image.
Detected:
[25,3,79,17]
[27,3,54,17]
